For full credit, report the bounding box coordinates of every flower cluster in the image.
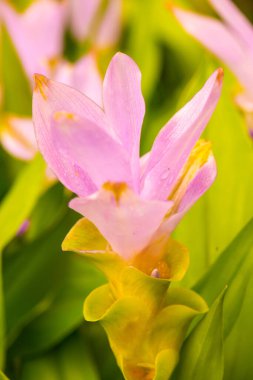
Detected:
[173,0,253,136]
[33,52,222,261]
[0,0,119,160]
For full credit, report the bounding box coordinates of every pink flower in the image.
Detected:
[33,52,223,259]
[173,0,253,119]
[0,0,67,82]
[0,54,102,161]
[67,0,122,48]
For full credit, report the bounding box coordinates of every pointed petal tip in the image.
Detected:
[216,67,224,85]
[166,1,176,13]
[33,74,49,100]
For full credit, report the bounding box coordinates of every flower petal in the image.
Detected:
[0,115,37,160]
[156,154,217,237]
[68,0,101,41]
[173,7,253,93]
[0,0,66,80]
[50,113,132,189]
[95,0,122,48]
[103,53,145,190]
[141,69,222,200]
[69,183,173,259]
[53,53,103,106]
[32,75,111,195]
[209,0,253,50]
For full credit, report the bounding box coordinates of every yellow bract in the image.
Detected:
[63,217,208,380]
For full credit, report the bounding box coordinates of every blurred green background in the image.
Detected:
[0,0,253,379]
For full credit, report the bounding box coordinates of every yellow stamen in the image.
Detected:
[34,74,49,100]
[103,182,128,204]
[169,139,212,212]
[217,68,224,85]
[0,115,35,153]
[53,111,77,122]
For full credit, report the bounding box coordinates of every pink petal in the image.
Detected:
[141,69,223,200]
[103,52,145,190]
[50,113,132,189]
[69,184,172,259]
[0,0,66,80]
[235,92,253,113]
[209,0,253,50]
[68,0,101,41]
[33,75,132,195]
[155,154,217,238]
[173,7,253,92]
[33,75,109,195]
[0,116,37,160]
[53,53,103,106]
[95,0,122,48]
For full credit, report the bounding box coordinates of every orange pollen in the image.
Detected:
[103,182,128,203]
[34,74,49,100]
[53,111,77,122]
[217,68,224,85]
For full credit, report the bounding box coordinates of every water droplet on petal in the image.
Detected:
[161,169,170,180]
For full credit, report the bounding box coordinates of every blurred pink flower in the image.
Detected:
[33,53,223,259]
[173,0,253,133]
[0,54,102,161]
[68,0,122,48]
[0,0,67,82]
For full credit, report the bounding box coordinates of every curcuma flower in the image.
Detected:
[173,0,253,136]
[0,0,109,162]
[0,0,67,82]
[0,53,102,161]
[68,0,122,48]
[33,52,223,263]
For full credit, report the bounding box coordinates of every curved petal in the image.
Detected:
[69,183,173,259]
[53,54,103,106]
[95,0,122,48]
[0,115,37,160]
[155,154,217,238]
[141,69,222,200]
[0,0,66,80]
[103,53,145,190]
[51,113,132,189]
[68,0,101,41]
[235,92,253,113]
[209,0,253,50]
[33,75,112,195]
[173,7,253,94]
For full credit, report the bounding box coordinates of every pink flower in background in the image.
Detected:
[0,54,102,161]
[68,0,122,48]
[0,0,67,82]
[173,0,253,134]
[0,0,120,161]
[33,53,223,259]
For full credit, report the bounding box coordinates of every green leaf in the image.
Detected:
[1,26,31,115]
[27,184,68,240]
[11,257,104,356]
[0,370,9,380]
[0,154,46,251]
[3,211,77,343]
[0,257,3,369]
[174,289,226,380]
[20,334,99,380]
[223,272,253,380]
[0,155,46,367]
[194,218,253,337]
